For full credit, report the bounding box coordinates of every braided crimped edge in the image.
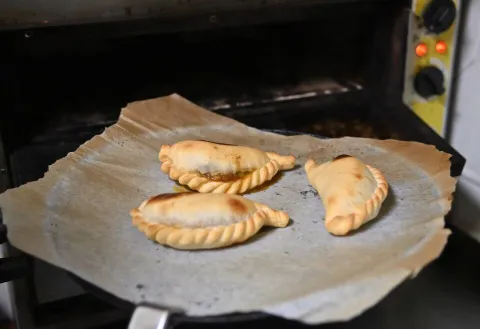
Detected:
[130,204,289,250]
[325,164,389,236]
[159,144,295,194]
[160,159,281,194]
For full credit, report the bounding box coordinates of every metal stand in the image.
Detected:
[128,305,170,329]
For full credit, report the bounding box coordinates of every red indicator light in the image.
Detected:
[435,40,448,54]
[415,43,428,57]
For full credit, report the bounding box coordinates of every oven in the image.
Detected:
[0,0,470,328]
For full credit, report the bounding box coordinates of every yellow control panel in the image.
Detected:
[403,0,461,137]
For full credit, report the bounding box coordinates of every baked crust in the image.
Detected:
[130,192,290,250]
[159,140,296,194]
[305,154,389,236]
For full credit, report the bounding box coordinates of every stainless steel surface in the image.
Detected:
[128,306,169,329]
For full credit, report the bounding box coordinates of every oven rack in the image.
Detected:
[202,78,363,112]
[18,78,365,148]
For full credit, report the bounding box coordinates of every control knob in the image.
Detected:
[422,0,456,34]
[414,66,445,98]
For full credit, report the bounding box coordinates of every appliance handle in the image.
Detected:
[128,304,171,329]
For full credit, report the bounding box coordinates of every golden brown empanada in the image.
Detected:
[130,192,290,250]
[305,154,389,236]
[159,140,295,194]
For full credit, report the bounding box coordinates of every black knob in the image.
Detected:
[414,66,445,98]
[422,0,456,34]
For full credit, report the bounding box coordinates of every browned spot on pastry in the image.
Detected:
[228,198,248,214]
[327,197,336,205]
[354,173,362,180]
[198,140,236,146]
[347,189,355,197]
[181,141,195,148]
[234,154,242,168]
[201,171,250,182]
[202,173,239,182]
[332,154,351,162]
[149,192,191,203]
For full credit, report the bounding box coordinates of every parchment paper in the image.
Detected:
[0,94,456,324]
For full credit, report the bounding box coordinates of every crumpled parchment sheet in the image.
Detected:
[0,94,456,324]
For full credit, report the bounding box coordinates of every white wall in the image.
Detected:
[449,0,480,241]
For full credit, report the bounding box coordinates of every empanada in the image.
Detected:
[130,192,290,250]
[305,154,389,236]
[159,140,296,194]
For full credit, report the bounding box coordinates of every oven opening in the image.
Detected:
[1,0,411,192]
[3,6,390,152]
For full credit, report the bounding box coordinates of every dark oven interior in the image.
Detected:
[0,1,410,186]
[0,0,465,327]
[1,0,465,185]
